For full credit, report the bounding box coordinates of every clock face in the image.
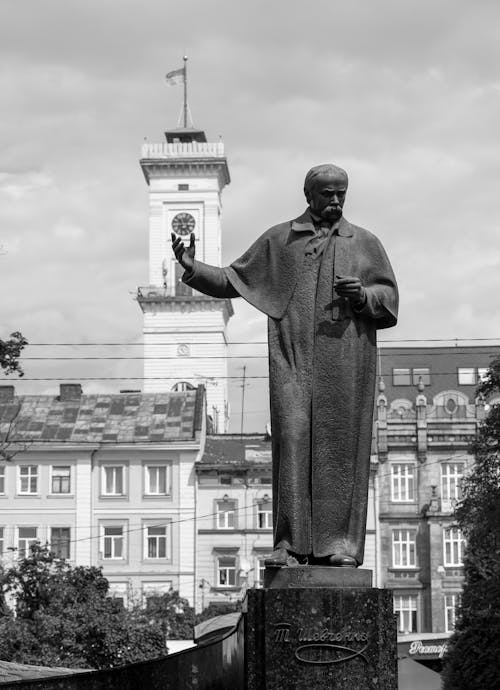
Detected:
[171,212,196,236]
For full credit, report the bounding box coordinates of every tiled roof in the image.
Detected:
[199,434,272,466]
[0,390,202,445]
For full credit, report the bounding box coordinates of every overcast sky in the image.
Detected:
[1,0,499,432]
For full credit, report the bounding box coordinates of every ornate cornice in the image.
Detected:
[137,292,233,322]
[140,158,230,188]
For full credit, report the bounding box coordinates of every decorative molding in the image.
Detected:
[140,159,230,188]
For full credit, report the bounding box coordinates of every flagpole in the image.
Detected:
[183,56,188,128]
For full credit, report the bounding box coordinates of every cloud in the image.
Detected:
[52,221,85,241]
[1,0,500,430]
[0,170,52,199]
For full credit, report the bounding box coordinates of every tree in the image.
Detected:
[443,355,500,689]
[0,403,32,462]
[195,600,242,624]
[0,332,28,377]
[0,545,167,669]
[144,589,196,639]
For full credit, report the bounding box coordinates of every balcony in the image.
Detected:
[141,141,225,159]
[137,285,190,301]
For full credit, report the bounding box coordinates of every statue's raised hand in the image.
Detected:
[171,232,195,272]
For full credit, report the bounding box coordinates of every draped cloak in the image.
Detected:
[184,210,398,564]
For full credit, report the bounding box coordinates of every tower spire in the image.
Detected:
[183,56,188,129]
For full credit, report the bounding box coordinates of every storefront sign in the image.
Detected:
[408,640,448,659]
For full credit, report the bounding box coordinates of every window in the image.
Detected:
[257,501,273,529]
[392,529,417,567]
[457,366,490,386]
[217,555,237,587]
[18,465,38,494]
[142,582,172,610]
[444,527,465,566]
[393,368,431,386]
[393,368,411,386]
[50,527,71,559]
[477,367,488,382]
[102,466,124,496]
[394,594,418,633]
[248,474,272,485]
[458,367,475,385]
[441,462,465,502]
[145,465,169,495]
[0,466,5,495]
[255,557,266,588]
[178,183,189,191]
[145,526,167,559]
[108,582,128,608]
[18,527,37,557]
[102,526,124,559]
[444,594,461,633]
[171,381,195,391]
[215,498,236,529]
[391,464,415,502]
[51,466,71,494]
[412,368,430,386]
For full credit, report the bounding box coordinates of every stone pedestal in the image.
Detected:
[264,565,372,589]
[245,570,397,689]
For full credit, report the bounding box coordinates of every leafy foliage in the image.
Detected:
[443,356,500,689]
[0,332,28,377]
[195,601,242,624]
[0,545,187,670]
[143,589,196,639]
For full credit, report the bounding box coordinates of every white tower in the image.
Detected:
[137,123,233,433]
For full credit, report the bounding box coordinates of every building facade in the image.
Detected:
[194,434,379,614]
[375,345,500,639]
[0,383,204,608]
[137,126,233,433]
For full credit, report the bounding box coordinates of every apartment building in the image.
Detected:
[374,344,500,668]
[0,383,204,607]
[194,433,379,613]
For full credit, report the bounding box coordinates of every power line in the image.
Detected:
[21,355,270,361]
[9,502,266,551]
[6,452,474,553]
[17,349,500,361]
[18,338,500,347]
[7,376,268,381]
[6,372,498,381]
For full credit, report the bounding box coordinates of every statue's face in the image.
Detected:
[307,172,347,222]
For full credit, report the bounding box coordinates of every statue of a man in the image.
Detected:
[172,164,398,568]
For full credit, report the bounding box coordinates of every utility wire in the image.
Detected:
[4,452,475,552]
[19,337,500,346]
[6,373,497,381]
[18,350,500,361]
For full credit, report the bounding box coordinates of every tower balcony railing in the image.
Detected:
[141,142,225,159]
[137,284,193,300]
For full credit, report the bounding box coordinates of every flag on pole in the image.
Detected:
[165,67,185,86]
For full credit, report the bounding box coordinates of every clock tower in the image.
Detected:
[137,125,233,432]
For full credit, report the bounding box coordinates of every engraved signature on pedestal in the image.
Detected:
[273,622,371,665]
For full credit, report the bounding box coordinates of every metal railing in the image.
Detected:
[141,142,225,159]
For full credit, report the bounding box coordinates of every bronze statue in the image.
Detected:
[172,164,398,568]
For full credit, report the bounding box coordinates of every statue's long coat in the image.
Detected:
[184,210,398,564]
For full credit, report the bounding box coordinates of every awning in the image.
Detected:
[398,657,441,690]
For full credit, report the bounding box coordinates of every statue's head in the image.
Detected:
[304,164,348,223]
